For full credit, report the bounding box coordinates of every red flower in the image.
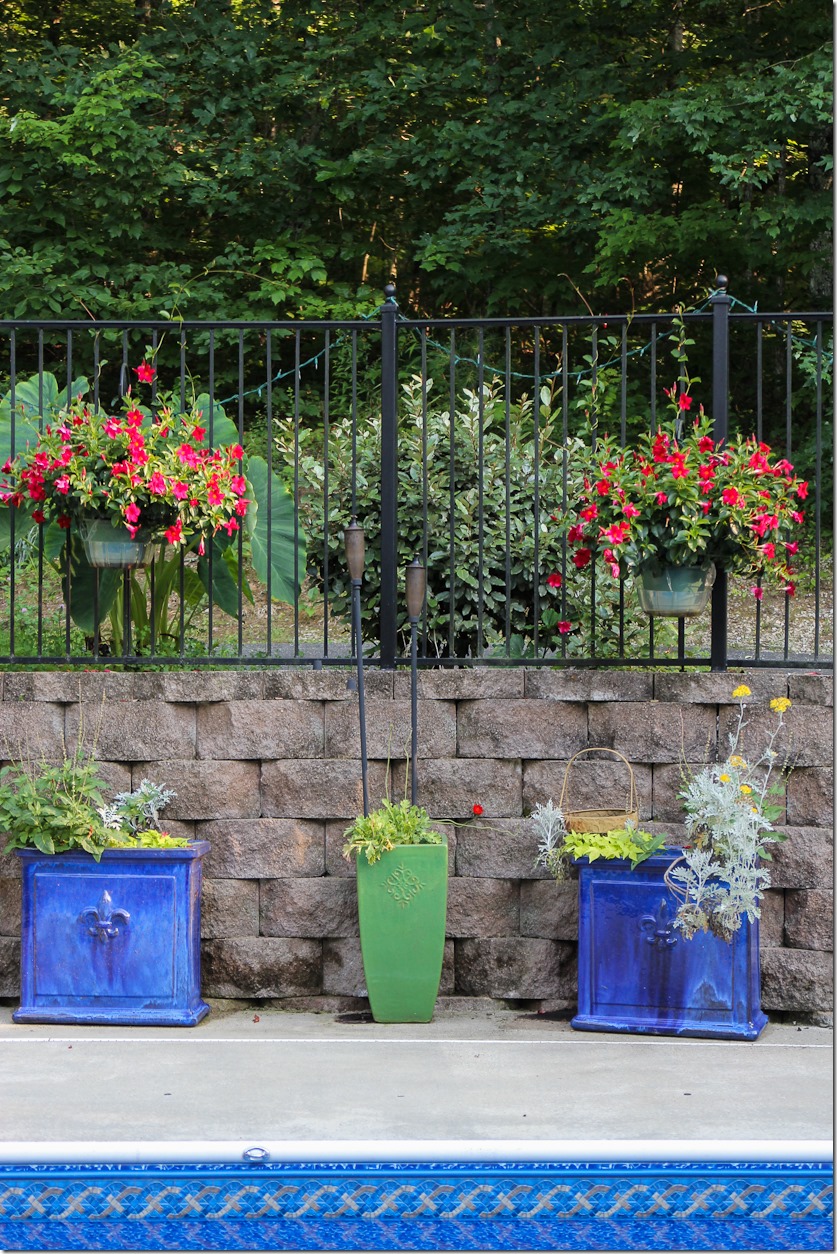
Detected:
[655,492,668,506]
[165,520,183,545]
[722,487,741,507]
[149,472,167,495]
[472,803,484,816]
[133,362,156,383]
[57,515,71,529]
[797,481,809,500]
[698,435,714,454]
[761,542,776,560]
[230,444,244,460]
[557,621,572,634]
[752,586,764,601]
[784,541,799,555]
[623,502,640,519]
[580,503,598,522]
[124,504,141,524]
[568,523,585,544]
[546,571,562,590]
[595,479,611,496]
[572,548,592,569]
[601,522,629,545]
[678,393,692,410]
[31,509,45,524]
[670,455,689,479]
[190,426,206,443]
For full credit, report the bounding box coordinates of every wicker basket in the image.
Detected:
[559,748,639,834]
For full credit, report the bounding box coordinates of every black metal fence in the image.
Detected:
[0,282,832,671]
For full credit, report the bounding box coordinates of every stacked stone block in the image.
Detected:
[0,668,831,1020]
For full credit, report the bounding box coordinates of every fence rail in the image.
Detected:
[0,283,832,671]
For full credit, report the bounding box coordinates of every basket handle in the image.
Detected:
[558,747,637,816]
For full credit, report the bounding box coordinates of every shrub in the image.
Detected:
[276,375,656,658]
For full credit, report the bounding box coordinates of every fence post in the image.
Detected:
[709,274,730,671]
[379,283,399,668]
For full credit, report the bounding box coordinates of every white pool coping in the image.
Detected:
[0,1139,831,1164]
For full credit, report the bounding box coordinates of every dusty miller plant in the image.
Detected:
[666,685,791,941]
[99,779,178,839]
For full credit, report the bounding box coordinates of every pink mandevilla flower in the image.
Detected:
[546,572,562,590]
[134,362,156,383]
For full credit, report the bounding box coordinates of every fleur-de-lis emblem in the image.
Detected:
[639,897,678,949]
[79,890,131,941]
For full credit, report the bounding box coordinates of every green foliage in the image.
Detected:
[0,731,187,858]
[561,826,667,869]
[0,753,113,858]
[276,374,653,658]
[0,1,830,322]
[343,798,443,866]
[532,800,665,881]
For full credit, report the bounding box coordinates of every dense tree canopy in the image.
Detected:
[0,0,831,320]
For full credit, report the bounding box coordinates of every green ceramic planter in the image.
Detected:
[636,563,715,617]
[356,842,448,1023]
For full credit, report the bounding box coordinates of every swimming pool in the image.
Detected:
[0,1141,831,1251]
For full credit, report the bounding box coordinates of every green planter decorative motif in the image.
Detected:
[636,563,715,617]
[357,842,448,1023]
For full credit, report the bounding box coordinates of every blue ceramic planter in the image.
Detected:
[572,849,767,1040]
[14,843,210,1027]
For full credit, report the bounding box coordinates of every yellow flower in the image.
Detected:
[740,784,753,795]
[729,755,747,768]
[732,684,751,699]
[770,697,791,714]
[719,773,731,783]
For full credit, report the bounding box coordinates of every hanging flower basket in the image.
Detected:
[635,562,715,618]
[559,747,639,834]
[77,516,158,569]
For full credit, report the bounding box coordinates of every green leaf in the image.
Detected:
[61,535,124,634]
[245,455,306,605]
[197,537,244,618]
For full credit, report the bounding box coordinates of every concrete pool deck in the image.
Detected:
[0,1002,831,1161]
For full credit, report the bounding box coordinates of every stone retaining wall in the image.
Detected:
[0,669,832,1020]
